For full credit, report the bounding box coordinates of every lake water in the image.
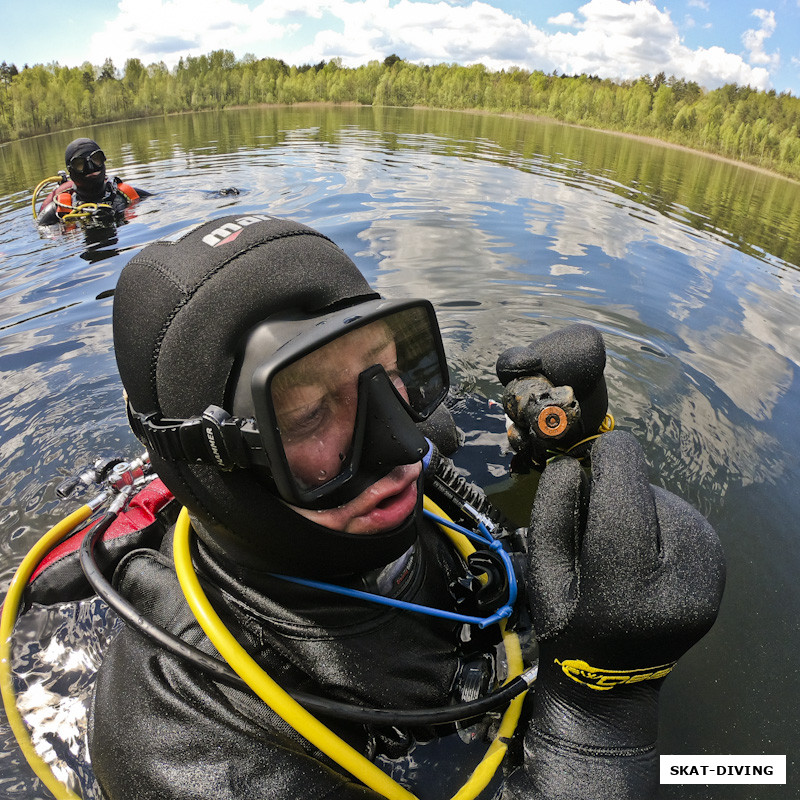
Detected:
[1,106,799,799]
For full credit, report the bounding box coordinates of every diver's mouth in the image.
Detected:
[287,462,421,534]
[376,478,417,509]
[376,491,403,509]
[353,476,418,532]
[341,463,421,532]
[361,463,420,509]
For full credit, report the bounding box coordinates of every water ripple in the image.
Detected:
[1,107,798,798]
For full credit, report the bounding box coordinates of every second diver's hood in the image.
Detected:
[113,214,420,579]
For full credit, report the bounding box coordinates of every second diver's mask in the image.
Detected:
[127,298,450,511]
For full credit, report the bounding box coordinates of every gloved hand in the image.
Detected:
[515,430,725,799]
[495,324,608,468]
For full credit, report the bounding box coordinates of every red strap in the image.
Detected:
[29,479,174,582]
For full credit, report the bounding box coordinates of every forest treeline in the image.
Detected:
[2,51,800,180]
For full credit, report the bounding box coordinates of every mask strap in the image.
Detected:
[126,402,267,470]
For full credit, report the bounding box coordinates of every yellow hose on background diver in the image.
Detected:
[31,176,63,220]
[173,503,527,800]
[30,176,113,222]
[0,503,96,800]
[61,202,113,222]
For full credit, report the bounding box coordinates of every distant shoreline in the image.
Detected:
[488,109,795,182]
[8,101,798,184]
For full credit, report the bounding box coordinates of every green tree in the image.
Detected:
[1,51,799,180]
[123,58,145,93]
[651,84,676,130]
[0,62,19,85]
[98,58,118,82]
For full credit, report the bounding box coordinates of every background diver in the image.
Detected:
[78,214,726,799]
[35,137,149,226]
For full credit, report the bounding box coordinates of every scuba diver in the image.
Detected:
[82,214,725,799]
[34,137,149,226]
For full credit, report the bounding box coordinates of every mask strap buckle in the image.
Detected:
[126,402,267,470]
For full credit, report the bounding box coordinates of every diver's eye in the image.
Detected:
[279,398,331,441]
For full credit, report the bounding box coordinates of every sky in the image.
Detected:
[2,0,799,97]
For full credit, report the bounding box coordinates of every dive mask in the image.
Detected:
[127,298,449,511]
[68,149,106,174]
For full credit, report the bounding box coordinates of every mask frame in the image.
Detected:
[246,298,450,509]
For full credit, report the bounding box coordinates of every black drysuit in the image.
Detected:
[89,513,519,800]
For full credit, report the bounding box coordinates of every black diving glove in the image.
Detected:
[513,430,725,800]
[495,323,609,468]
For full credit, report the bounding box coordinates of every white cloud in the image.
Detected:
[88,0,296,65]
[87,0,775,91]
[742,9,779,68]
[548,12,577,27]
[680,45,770,89]
[688,0,709,9]
[544,0,680,77]
[297,0,548,71]
[535,0,771,89]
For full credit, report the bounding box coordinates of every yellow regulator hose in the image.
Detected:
[31,176,64,220]
[61,203,113,222]
[174,503,527,800]
[31,176,113,222]
[0,502,99,800]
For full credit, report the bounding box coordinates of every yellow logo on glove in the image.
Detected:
[555,658,677,690]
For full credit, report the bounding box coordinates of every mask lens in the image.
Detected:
[270,306,446,492]
[68,156,88,174]
[89,149,106,168]
[69,149,106,174]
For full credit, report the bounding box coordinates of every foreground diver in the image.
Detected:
[89,214,725,799]
[35,137,149,226]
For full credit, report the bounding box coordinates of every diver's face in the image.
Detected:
[67,149,107,197]
[272,321,419,534]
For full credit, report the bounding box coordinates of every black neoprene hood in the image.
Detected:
[64,137,101,167]
[113,214,421,578]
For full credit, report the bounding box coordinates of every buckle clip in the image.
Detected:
[126,402,253,470]
[199,405,249,470]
